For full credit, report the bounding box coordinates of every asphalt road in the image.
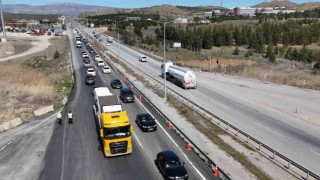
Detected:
[80,25,320,175]
[39,24,217,180]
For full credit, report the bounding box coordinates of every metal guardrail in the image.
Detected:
[85,29,320,180]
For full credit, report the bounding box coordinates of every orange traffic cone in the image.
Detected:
[167,122,173,129]
[186,143,192,151]
[213,165,219,177]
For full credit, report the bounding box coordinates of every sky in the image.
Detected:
[1,0,317,8]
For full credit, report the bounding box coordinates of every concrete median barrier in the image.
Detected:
[0,118,22,133]
[34,105,54,117]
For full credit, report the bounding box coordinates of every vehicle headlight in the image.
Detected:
[128,147,132,153]
[185,174,188,177]
[168,176,175,180]
[142,126,147,128]
[105,150,110,156]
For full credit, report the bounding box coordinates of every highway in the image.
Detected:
[39,25,216,180]
[80,24,320,175]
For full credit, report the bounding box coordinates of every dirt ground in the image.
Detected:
[0,35,71,124]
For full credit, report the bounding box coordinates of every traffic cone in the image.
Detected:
[213,165,219,177]
[139,95,142,102]
[167,122,173,129]
[186,143,192,151]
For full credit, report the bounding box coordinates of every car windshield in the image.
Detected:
[88,70,94,72]
[113,80,121,84]
[166,160,182,169]
[103,125,131,139]
[140,115,153,123]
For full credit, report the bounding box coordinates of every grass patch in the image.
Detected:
[0,36,71,124]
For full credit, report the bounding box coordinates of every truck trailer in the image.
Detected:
[161,62,197,89]
[92,87,133,157]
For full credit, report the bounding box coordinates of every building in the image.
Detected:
[174,18,188,24]
[233,7,256,16]
[126,17,141,21]
[205,10,223,18]
[54,23,63,36]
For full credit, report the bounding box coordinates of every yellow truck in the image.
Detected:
[93,87,133,157]
[99,112,133,157]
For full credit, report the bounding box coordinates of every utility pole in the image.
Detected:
[0,0,7,42]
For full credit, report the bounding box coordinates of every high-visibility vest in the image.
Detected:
[57,113,62,119]
[68,113,73,119]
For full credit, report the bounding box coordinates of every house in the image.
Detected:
[174,18,188,24]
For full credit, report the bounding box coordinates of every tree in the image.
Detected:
[269,52,276,62]
[54,50,60,59]
[266,44,273,58]
[134,26,143,37]
[234,46,240,55]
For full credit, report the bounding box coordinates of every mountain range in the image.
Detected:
[2,2,320,17]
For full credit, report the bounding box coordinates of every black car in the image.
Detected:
[136,113,157,132]
[120,87,135,103]
[110,79,123,89]
[156,151,188,180]
[83,56,90,62]
[88,47,94,53]
[85,74,95,85]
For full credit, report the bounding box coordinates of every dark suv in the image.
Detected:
[120,87,134,103]
[156,150,188,180]
[85,74,95,85]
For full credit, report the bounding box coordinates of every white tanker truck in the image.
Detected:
[161,62,197,89]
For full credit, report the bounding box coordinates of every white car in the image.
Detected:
[87,68,96,76]
[94,55,101,61]
[139,56,147,62]
[97,60,105,66]
[82,53,89,58]
[102,65,111,74]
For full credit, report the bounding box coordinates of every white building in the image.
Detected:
[174,18,188,24]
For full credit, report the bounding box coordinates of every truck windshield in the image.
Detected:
[104,125,131,139]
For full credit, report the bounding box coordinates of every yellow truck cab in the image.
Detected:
[99,111,133,157]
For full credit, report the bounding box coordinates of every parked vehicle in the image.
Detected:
[102,65,111,74]
[85,74,95,85]
[87,68,96,76]
[119,87,135,103]
[156,151,188,180]
[135,113,157,132]
[110,79,123,89]
[107,36,113,43]
[161,62,197,89]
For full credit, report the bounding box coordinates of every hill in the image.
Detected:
[3,12,61,21]
[3,3,110,16]
[253,1,320,11]
[80,4,228,18]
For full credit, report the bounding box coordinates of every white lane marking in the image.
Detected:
[133,133,144,149]
[136,99,206,180]
[254,122,285,138]
[0,138,15,152]
[25,113,57,134]
[60,110,67,180]
[311,149,320,156]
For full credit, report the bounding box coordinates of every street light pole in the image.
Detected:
[147,18,171,101]
[0,0,7,42]
[163,22,167,100]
